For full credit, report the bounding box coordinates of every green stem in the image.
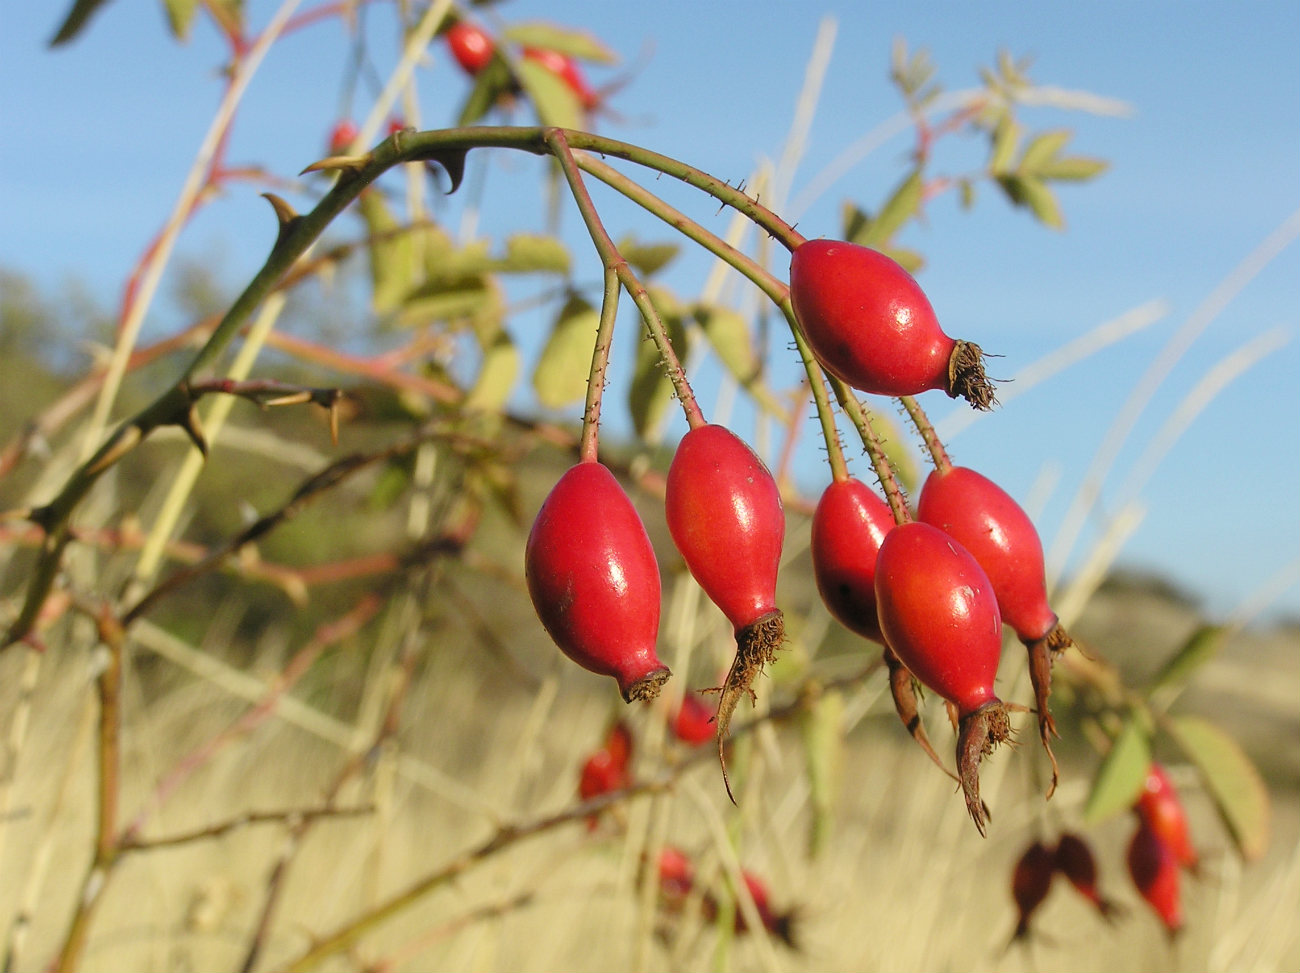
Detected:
[575,154,790,305]
[830,380,911,525]
[545,129,705,429]
[784,305,848,483]
[580,268,621,464]
[900,394,952,472]
[5,125,806,649]
[558,130,807,252]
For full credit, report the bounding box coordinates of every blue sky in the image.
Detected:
[3,1,1298,622]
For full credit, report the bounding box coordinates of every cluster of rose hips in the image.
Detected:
[651,845,798,950]
[526,234,1078,834]
[1009,761,1197,943]
[1128,762,1199,934]
[574,716,798,948]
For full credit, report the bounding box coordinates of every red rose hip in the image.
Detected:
[525,461,670,702]
[665,423,785,797]
[445,21,496,76]
[522,46,601,110]
[1135,763,1199,873]
[810,475,894,645]
[874,520,1010,833]
[789,239,995,408]
[1127,819,1184,937]
[1009,839,1056,941]
[917,463,1074,792]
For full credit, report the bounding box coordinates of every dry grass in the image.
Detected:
[2,560,1296,973]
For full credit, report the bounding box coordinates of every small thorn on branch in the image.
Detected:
[179,404,208,456]
[299,154,371,177]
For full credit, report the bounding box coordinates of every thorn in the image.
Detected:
[262,193,303,248]
[263,391,314,407]
[179,405,208,456]
[299,153,370,177]
[261,192,299,226]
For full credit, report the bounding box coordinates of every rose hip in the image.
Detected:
[874,521,1010,833]
[789,239,995,409]
[665,423,785,797]
[917,463,1074,793]
[1127,819,1184,937]
[526,461,671,702]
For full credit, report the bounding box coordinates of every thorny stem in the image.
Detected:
[545,129,705,429]
[787,317,849,483]
[558,130,807,253]
[828,380,911,525]
[900,394,952,472]
[2,124,808,649]
[575,154,789,305]
[581,269,622,463]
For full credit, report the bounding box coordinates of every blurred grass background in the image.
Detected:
[2,354,1296,969]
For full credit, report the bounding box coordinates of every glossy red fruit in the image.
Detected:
[1010,840,1056,941]
[671,693,715,746]
[810,476,895,644]
[1136,764,1199,873]
[1127,819,1184,936]
[789,239,995,408]
[522,46,601,110]
[525,462,671,702]
[916,466,1059,644]
[1055,832,1120,920]
[327,119,359,153]
[666,423,785,796]
[666,424,784,633]
[445,21,495,76]
[917,463,1073,791]
[874,520,1009,833]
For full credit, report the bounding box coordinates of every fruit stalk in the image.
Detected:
[546,129,705,429]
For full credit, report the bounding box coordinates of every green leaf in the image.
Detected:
[998,175,1063,230]
[533,295,598,409]
[1038,155,1109,182]
[497,233,570,275]
[617,236,680,277]
[989,115,1021,175]
[1083,716,1151,824]
[357,190,415,314]
[456,58,514,126]
[465,330,520,413]
[841,203,871,246]
[958,178,976,210]
[693,304,758,384]
[161,0,197,39]
[515,57,583,129]
[628,307,688,439]
[1148,625,1228,699]
[862,170,924,247]
[500,22,617,63]
[397,275,497,330]
[1018,129,1072,174]
[49,0,118,45]
[801,688,845,858]
[1169,716,1270,861]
